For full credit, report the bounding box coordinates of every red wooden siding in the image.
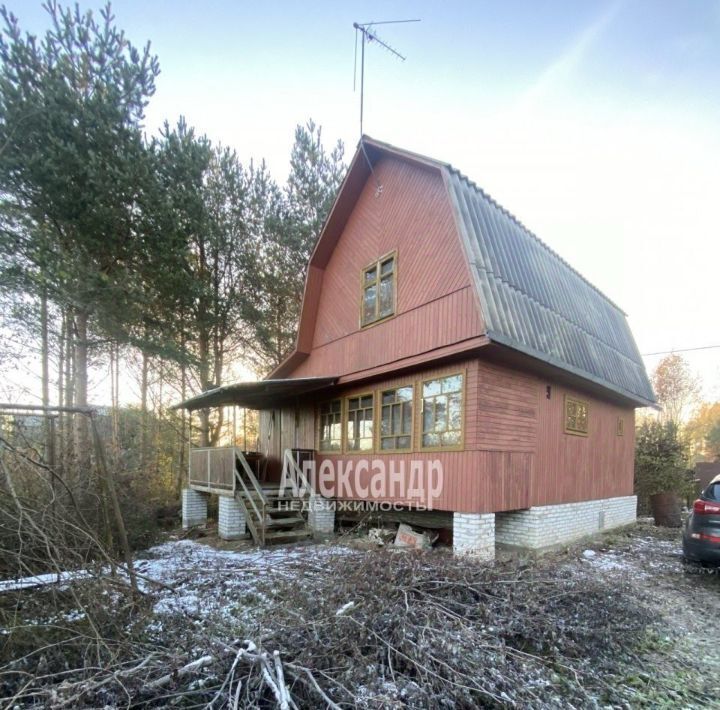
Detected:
[289,156,483,379]
[267,149,636,515]
[276,356,637,515]
[533,381,635,505]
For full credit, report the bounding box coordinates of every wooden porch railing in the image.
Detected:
[188,446,315,547]
[233,450,269,545]
[281,449,313,498]
[188,446,236,493]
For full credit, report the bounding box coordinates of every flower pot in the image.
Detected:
[649,491,681,528]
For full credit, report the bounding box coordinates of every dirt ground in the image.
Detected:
[2,521,719,707]
[131,521,719,707]
[553,520,720,706]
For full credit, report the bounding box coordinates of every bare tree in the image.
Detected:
[652,353,701,425]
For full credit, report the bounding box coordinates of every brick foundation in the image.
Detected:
[182,488,208,529]
[495,495,637,550]
[308,495,335,537]
[453,512,495,560]
[218,496,246,540]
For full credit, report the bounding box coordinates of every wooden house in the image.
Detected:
[177,137,655,557]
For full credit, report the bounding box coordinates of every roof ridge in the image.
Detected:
[447,166,627,316]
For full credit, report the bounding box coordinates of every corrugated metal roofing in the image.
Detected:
[443,166,655,406]
[173,377,337,410]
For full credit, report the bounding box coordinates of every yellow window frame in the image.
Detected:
[418,370,465,451]
[360,250,397,328]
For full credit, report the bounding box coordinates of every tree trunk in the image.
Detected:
[40,291,53,465]
[57,310,65,475]
[178,348,187,495]
[110,342,120,458]
[73,310,91,477]
[64,308,75,479]
[140,350,149,470]
[198,328,211,447]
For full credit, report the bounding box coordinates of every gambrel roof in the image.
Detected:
[275,136,655,407]
[444,167,655,406]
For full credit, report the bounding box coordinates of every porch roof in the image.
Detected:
[172,376,338,411]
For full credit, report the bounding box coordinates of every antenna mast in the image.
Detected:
[353,19,420,136]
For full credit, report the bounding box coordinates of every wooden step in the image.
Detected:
[265,516,306,528]
[239,495,307,505]
[263,528,313,542]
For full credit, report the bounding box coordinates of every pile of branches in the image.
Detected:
[2,544,663,707]
[247,551,657,708]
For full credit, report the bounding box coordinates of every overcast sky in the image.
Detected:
[12,0,720,401]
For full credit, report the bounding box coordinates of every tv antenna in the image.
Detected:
[353,19,420,136]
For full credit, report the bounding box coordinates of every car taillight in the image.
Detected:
[693,499,720,515]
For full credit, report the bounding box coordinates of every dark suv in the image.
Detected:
[683,475,720,565]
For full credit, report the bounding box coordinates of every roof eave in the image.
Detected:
[486,330,657,409]
[172,376,338,411]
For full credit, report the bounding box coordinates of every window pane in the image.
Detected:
[364,266,377,283]
[396,386,413,402]
[423,379,442,397]
[441,431,460,447]
[402,402,412,433]
[448,393,462,429]
[381,437,395,450]
[434,397,448,431]
[423,432,439,447]
[382,390,395,405]
[706,483,720,502]
[397,435,411,449]
[347,394,374,451]
[381,406,391,435]
[421,375,463,448]
[320,400,342,451]
[380,257,394,275]
[379,276,394,317]
[423,401,434,432]
[359,414,373,439]
[392,403,401,434]
[363,285,376,323]
[442,375,462,394]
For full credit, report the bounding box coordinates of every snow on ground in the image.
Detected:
[0,569,92,593]
[135,538,355,627]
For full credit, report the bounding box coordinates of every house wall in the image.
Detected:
[533,379,636,505]
[258,406,315,481]
[268,153,635,515]
[290,155,484,380]
[259,355,635,514]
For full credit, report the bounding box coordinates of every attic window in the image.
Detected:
[361,252,396,326]
[564,395,589,437]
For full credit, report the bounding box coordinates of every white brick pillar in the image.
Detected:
[218,496,246,540]
[453,512,495,560]
[308,494,335,537]
[182,488,208,529]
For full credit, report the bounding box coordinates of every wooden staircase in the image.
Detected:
[233,449,313,546]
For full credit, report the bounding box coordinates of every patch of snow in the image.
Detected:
[135,540,356,627]
[335,601,355,616]
[0,569,92,593]
[582,550,597,559]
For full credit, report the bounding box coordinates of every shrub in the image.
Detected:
[634,420,691,505]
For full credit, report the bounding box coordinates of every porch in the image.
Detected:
[173,377,337,546]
